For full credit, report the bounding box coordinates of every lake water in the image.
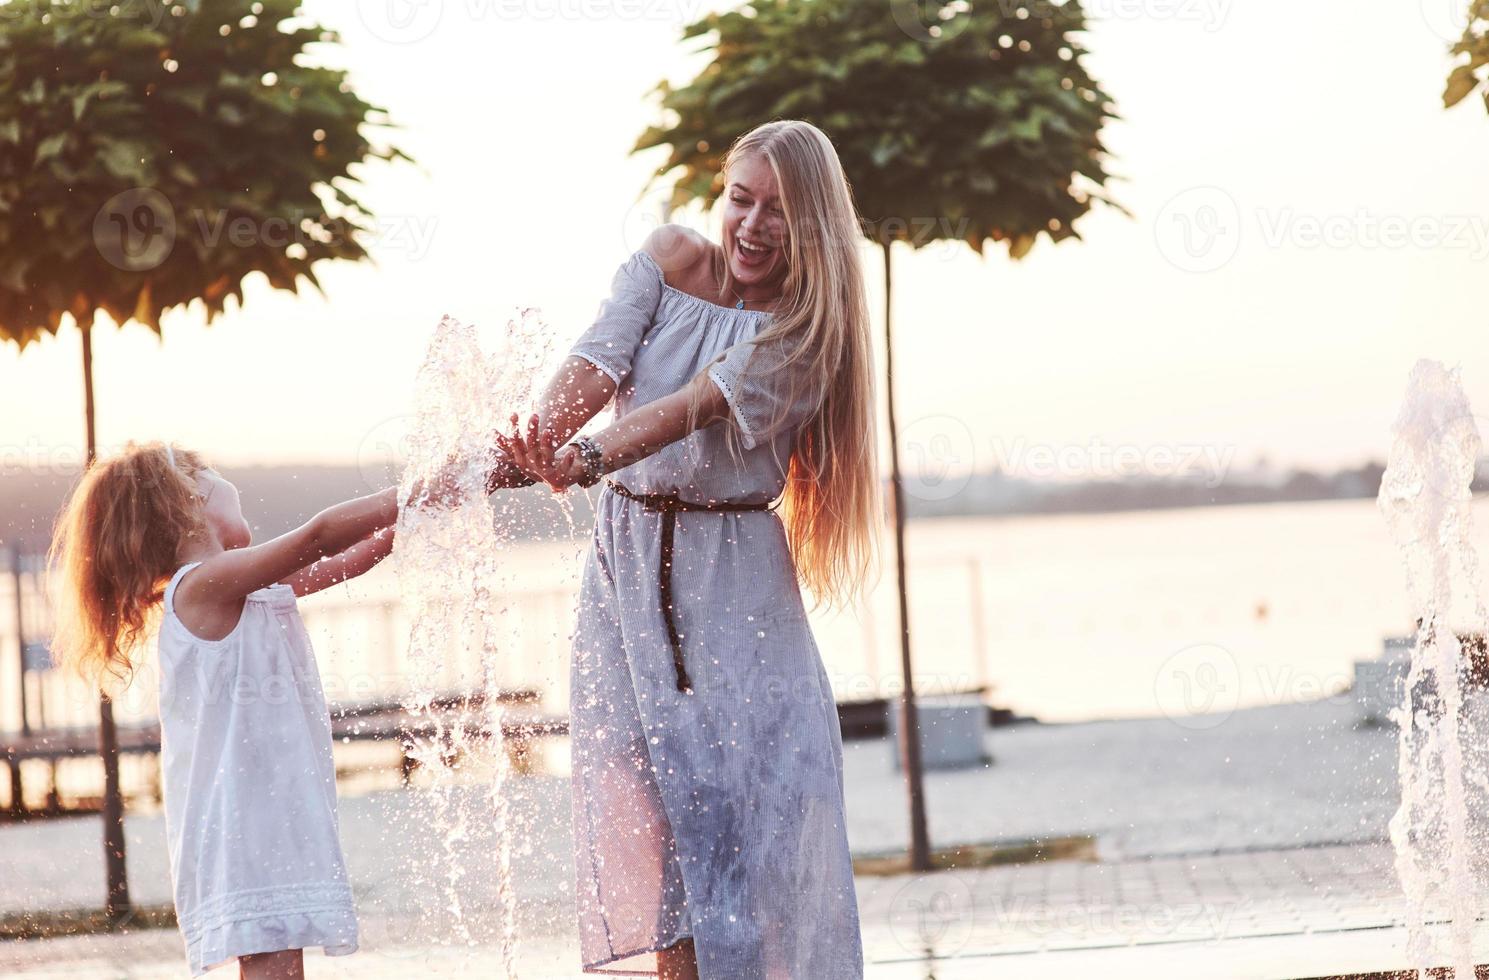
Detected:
[5,495,1483,742]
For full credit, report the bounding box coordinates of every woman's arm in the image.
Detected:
[590,371,729,472]
[484,355,616,493]
[279,527,395,598]
[493,227,711,490]
[536,355,619,447]
[500,371,729,489]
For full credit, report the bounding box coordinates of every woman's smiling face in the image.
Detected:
[721,152,789,294]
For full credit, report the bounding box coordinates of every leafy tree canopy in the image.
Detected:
[1445,1,1489,113]
[0,0,406,347]
[635,0,1125,259]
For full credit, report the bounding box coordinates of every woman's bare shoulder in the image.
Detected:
[642,225,720,296]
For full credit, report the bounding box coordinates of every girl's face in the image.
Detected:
[721,152,789,292]
[194,469,252,549]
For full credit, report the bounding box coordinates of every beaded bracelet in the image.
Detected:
[572,435,605,488]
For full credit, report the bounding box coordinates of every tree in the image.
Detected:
[635,0,1123,871]
[1445,1,1489,112]
[0,0,405,917]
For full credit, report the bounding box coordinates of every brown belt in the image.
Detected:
[606,480,776,693]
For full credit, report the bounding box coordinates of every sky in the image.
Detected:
[2,0,1487,484]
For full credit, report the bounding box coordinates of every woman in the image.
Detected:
[497,120,877,979]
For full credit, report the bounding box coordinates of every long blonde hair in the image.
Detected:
[48,442,208,690]
[708,120,879,606]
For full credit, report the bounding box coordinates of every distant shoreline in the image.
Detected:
[1,460,1485,547]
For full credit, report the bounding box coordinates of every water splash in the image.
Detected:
[1378,359,1488,976]
[390,310,558,973]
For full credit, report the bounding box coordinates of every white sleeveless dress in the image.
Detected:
[158,562,358,975]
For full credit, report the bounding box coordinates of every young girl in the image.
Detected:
[49,442,406,978]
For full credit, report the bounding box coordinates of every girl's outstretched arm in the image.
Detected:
[178,488,399,614]
[280,527,395,597]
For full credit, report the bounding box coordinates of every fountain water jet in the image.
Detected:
[390,310,562,974]
[1378,358,1489,977]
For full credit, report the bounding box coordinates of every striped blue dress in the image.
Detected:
[565,249,864,978]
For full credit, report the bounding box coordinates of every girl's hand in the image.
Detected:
[405,456,467,509]
[497,414,584,491]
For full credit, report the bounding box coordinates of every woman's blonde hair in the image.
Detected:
[48,442,208,689]
[707,119,880,606]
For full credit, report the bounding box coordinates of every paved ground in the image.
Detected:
[5,841,1484,978]
[2,696,1468,977]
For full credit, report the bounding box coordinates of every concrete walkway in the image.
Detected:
[2,697,1466,977]
[5,841,1481,978]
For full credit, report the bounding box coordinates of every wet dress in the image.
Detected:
[565,249,864,978]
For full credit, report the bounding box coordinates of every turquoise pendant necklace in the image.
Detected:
[731,288,781,311]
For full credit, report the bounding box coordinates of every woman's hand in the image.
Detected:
[496,413,587,491]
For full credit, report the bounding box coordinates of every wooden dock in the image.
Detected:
[4,688,1010,816]
[2,688,567,815]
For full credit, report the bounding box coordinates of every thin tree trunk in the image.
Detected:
[82,323,131,919]
[881,239,931,872]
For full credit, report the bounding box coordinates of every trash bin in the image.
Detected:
[886,693,991,771]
